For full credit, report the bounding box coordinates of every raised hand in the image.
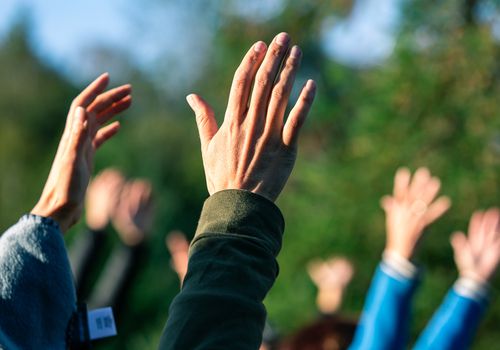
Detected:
[308,257,355,314]
[166,231,190,283]
[32,74,132,233]
[187,32,316,202]
[451,208,500,282]
[381,167,451,260]
[111,179,154,246]
[308,257,355,291]
[85,168,125,230]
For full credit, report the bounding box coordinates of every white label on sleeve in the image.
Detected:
[87,307,117,340]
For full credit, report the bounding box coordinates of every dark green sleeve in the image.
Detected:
[158,190,284,350]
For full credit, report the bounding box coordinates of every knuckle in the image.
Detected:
[196,112,212,129]
[233,74,249,90]
[256,75,270,88]
[196,112,207,123]
[270,46,282,58]
[301,93,314,106]
[248,51,260,63]
[284,58,298,71]
[289,116,300,130]
[272,87,286,100]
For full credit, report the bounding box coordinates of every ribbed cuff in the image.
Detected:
[382,250,419,281]
[454,277,490,301]
[195,189,284,256]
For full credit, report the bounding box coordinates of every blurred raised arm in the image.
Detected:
[350,167,450,350]
[414,208,500,350]
[159,33,316,350]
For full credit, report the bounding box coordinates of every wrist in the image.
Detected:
[382,250,419,279]
[383,246,414,262]
[459,270,490,285]
[211,187,277,203]
[316,289,342,314]
[454,276,490,301]
[31,200,79,234]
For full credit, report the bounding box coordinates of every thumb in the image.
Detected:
[450,231,467,256]
[71,106,90,154]
[186,94,218,151]
[380,195,393,212]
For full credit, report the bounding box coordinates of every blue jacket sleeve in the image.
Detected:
[349,263,420,350]
[0,214,76,349]
[413,289,488,350]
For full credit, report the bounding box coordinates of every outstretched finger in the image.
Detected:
[482,208,500,239]
[248,33,291,125]
[420,177,442,205]
[266,45,302,134]
[380,195,393,212]
[307,260,327,285]
[468,211,484,252]
[94,121,121,149]
[450,231,467,256]
[88,84,132,116]
[282,79,316,147]
[224,41,267,123]
[71,73,110,111]
[393,167,410,201]
[96,95,132,125]
[409,167,431,200]
[423,196,451,226]
[187,94,218,152]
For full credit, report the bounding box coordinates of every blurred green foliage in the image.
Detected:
[0,1,499,349]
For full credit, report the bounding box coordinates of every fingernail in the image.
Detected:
[290,45,301,58]
[186,94,197,108]
[254,41,266,53]
[306,79,316,91]
[275,32,290,46]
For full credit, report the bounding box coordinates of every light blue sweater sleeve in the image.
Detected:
[413,288,488,350]
[349,263,420,350]
[0,215,76,349]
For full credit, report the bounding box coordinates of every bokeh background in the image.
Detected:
[1,0,499,349]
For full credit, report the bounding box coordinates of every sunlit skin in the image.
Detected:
[165,231,190,284]
[187,32,316,202]
[381,167,451,260]
[308,257,355,314]
[112,179,154,246]
[451,208,500,282]
[31,73,132,233]
[85,168,126,230]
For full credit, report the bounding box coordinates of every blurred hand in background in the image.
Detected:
[112,179,154,246]
[85,168,125,231]
[308,256,355,314]
[165,231,190,284]
[381,167,451,260]
[451,208,500,283]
